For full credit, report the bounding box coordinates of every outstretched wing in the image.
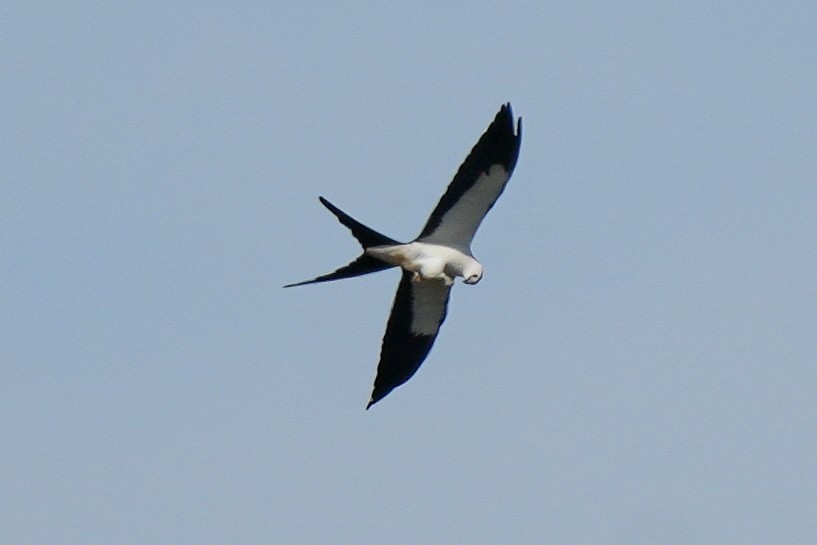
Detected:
[417,103,522,250]
[367,271,452,408]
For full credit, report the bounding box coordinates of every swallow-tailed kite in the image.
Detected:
[286,103,522,408]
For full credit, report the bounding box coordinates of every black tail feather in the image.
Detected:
[284,254,395,288]
[284,198,403,288]
[319,197,399,248]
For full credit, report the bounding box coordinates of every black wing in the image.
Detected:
[367,270,452,408]
[417,103,522,250]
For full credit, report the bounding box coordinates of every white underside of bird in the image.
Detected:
[365,242,483,288]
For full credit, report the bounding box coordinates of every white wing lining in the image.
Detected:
[418,164,511,249]
[410,279,452,335]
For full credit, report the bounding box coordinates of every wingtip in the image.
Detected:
[504,102,521,125]
[498,103,521,139]
[366,393,381,410]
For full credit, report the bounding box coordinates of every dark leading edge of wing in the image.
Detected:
[417,103,522,246]
[367,270,452,409]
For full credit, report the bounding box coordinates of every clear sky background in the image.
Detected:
[3,2,816,544]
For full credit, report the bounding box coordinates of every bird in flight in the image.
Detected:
[286,104,522,408]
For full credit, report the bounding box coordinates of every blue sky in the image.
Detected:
[3,2,816,543]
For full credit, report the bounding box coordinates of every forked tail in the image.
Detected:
[283,197,401,288]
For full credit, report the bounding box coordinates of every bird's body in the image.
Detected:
[365,242,482,287]
[286,104,522,408]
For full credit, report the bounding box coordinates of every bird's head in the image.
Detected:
[463,263,483,285]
